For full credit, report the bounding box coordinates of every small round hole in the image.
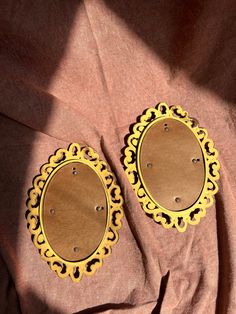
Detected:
[72,167,78,175]
[146,162,152,168]
[175,197,181,203]
[50,208,55,215]
[95,205,104,212]
[73,247,79,253]
[164,126,169,132]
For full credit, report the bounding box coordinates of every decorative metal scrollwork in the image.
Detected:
[26,143,123,282]
[122,103,220,232]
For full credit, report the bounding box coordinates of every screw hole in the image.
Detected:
[73,247,79,253]
[49,208,55,215]
[146,162,152,168]
[175,197,181,203]
[192,158,200,164]
[72,167,78,175]
[95,205,104,212]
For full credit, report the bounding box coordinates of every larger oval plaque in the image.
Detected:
[123,103,220,232]
[26,144,123,282]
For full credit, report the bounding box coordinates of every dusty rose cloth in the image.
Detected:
[0,1,236,313]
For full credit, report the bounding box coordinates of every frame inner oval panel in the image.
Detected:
[139,118,205,211]
[41,161,107,261]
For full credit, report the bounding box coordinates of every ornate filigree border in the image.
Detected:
[123,102,220,232]
[26,143,123,282]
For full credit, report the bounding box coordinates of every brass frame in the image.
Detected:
[123,103,220,232]
[26,143,123,282]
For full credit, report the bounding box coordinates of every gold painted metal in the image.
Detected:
[123,103,220,232]
[26,143,123,282]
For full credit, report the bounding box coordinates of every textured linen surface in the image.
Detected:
[0,1,235,313]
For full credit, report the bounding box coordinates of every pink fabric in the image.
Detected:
[0,1,235,313]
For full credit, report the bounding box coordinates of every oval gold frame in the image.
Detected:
[123,103,220,232]
[26,143,123,282]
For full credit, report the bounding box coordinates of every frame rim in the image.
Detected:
[26,143,123,282]
[122,102,220,232]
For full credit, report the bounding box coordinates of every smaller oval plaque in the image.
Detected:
[123,103,220,232]
[26,144,123,282]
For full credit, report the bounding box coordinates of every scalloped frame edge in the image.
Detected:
[123,102,220,232]
[26,143,124,282]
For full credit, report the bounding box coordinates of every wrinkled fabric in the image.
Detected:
[0,1,235,313]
